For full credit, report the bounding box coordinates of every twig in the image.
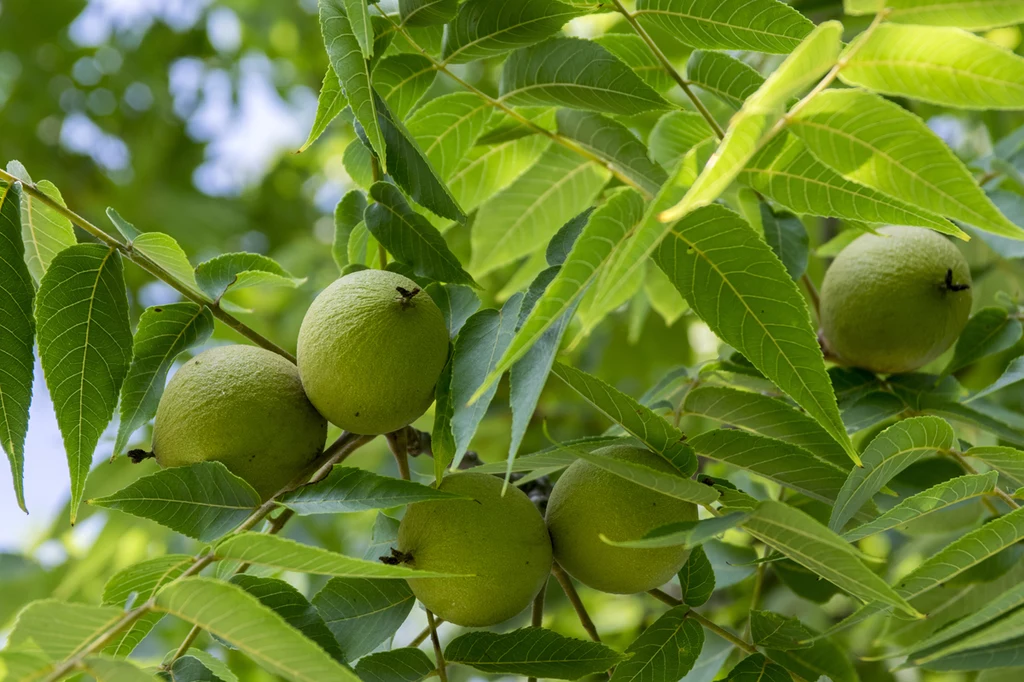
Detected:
[801,274,821,320]
[608,0,725,139]
[387,429,411,481]
[949,450,1020,510]
[409,618,445,648]
[527,582,548,682]
[426,609,448,682]
[746,561,766,639]
[552,563,601,642]
[0,168,296,362]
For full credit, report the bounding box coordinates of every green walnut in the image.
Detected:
[153,345,328,500]
[546,444,698,594]
[821,226,972,374]
[297,269,449,435]
[397,472,553,627]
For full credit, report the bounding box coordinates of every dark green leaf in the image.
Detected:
[372,54,435,120]
[167,655,226,682]
[761,206,808,280]
[556,109,667,196]
[444,627,625,679]
[425,282,480,338]
[725,654,791,682]
[679,546,715,607]
[399,0,458,27]
[749,611,813,650]
[686,51,765,109]
[768,636,856,682]
[610,606,703,682]
[603,513,748,550]
[965,446,1024,488]
[280,465,465,515]
[313,578,415,661]
[922,636,1024,672]
[945,307,1023,374]
[441,0,583,64]
[355,648,435,682]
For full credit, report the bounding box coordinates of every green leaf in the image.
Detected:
[166,655,227,682]
[594,34,676,93]
[945,307,1023,374]
[470,144,610,276]
[741,501,920,616]
[645,265,689,325]
[845,0,1024,30]
[90,462,260,541]
[425,282,480,338]
[18,178,77,282]
[114,303,214,456]
[102,554,193,657]
[551,361,698,476]
[688,430,849,506]
[482,189,642,393]
[602,513,749,549]
[230,575,344,662]
[444,628,625,679]
[399,0,458,27]
[686,51,764,110]
[634,0,813,53]
[556,110,667,196]
[195,252,302,302]
[725,654,791,682]
[35,244,132,523]
[749,611,813,650]
[742,134,963,233]
[965,446,1024,488]
[299,66,346,153]
[761,206,808,280]
[789,89,1018,239]
[372,55,435,120]
[441,0,583,64]
[679,546,715,607]
[843,471,999,542]
[838,24,1024,110]
[8,600,124,662]
[0,181,34,513]
[407,93,492,181]
[364,183,475,285]
[279,465,464,515]
[448,135,550,215]
[684,385,850,472]
[610,606,704,682]
[320,0,385,168]
[768,636,856,682]
[648,112,715,169]
[967,356,1024,403]
[653,204,855,464]
[367,92,465,223]
[922,635,1024,671]
[341,0,372,59]
[909,582,1024,664]
[214,531,463,578]
[333,190,367,271]
[499,37,669,116]
[355,648,435,682]
[79,657,154,682]
[829,417,955,532]
[660,21,843,222]
[0,650,53,681]
[154,578,361,682]
[312,578,415,661]
[106,209,200,293]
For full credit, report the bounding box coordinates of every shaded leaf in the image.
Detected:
[610,606,704,682]
[444,627,625,679]
[968,356,1024,403]
[280,465,465,515]
[425,282,480,338]
[909,581,1024,664]
[333,190,367,271]
[749,611,813,650]
[761,206,808,280]
[965,446,1024,488]
[195,252,302,302]
[441,0,583,64]
[399,0,458,27]
[768,637,856,682]
[603,513,749,550]
[945,307,1023,374]
[313,578,415,661]
[686,51,764,109]
[679,546,715,607]
[556,110,667,196]
[341,0,372,59]
[372,54,435,120]
[725,654,791,682]
[355,648,435,682]
[167,655,226,682]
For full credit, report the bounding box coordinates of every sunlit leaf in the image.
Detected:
[8,600,123,660]
[279,465,464,515]
[444,628,624,679]
[686,51,764,109]
[648,112,715,169]
[441,0,583,64]
[333,190,367,271]
[81,656,156,682]
[610,606,703,682]
[594,34,676,93]
[372,54,435,120]
[844,0,1024,30]
[17,177,76,282]
[195,252,302,302]
[448,135,550,215]
[102,554,193,657]
[299,66,346,153]
[407,93,492,181]
[312,578,415,661]
[556,110,666,196]
[602,513,748,550]
[635,0,812,53]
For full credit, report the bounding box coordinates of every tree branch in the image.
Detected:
[426,609,448,682]
[552,563,601,642]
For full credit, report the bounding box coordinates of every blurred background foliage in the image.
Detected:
[2,1,1024,681]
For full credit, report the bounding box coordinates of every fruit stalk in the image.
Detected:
[552,562,601,642]
[425,609,448,682]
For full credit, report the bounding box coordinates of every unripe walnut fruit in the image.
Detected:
[297,270,449,435]
[397,472,553,627]
[546,445,698,594]
[153,345,328,500]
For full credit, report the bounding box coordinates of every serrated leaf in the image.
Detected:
[214,532,463,578]
[8,600,124,660]
[448,135,551,214]
[645,265,689,325]
[660,21,843,222]
[133,233,200,290]
[684,385,850,472]
[551,361,698,476]
[372,54,435,120]
[154,578,361,682]
[610,606,703,682]
[341,0,372,59]
[425,282,480,338]
[761,206,808,280]
[399,0,458,27]
[500,37,669,116]
[789,88,1017,239]
[230,575,344,662]
[686,51,765,109]
[18,178,76,282]
[648,112,715,170]
[114,303,213,456]
[299,66,346,154]
[829,417,955,532]
[845,0,1024,30]
[470,144,610,276]
[355,648,434,682]
[444,628,624,679]
[965,446,1024,488]
[0,180,34,512]
[441,0,583,64]
[556,110,667,196]
[768,637,856,682]
[725,654,791,682]
[0,650,54,681]
[333,190,367,271]
[102,554,193,657]
[967,356,1024,403]
[741,501,919,616]
[635,0,813,54]
[36,244,132,523]
[750,611,813,650]
[594,34,676,93]
[195,252,301,302]
[908,581,1024,664]
[320,0,385,168]
[90,462,260,541]
[945,308,1023,374]
[603,512,749,549]
[166,655,226,682]
[407,93,492,181]
[843,471,998,542]
[364,182,475,285]
[653,204,855,463]
[838,24,1024,110]
[923,396,1024,446]
[679,546,715,606]
[279,465,465,515]
[312,578,415,661]
[742,134,963,233]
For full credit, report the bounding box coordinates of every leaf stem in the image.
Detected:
[409,618,445,648]
[387,429,411,480]
[0,168,296,362]
[949,449,1020,510]
[527,581,547,682]
[425,609,448,682]
[607,0,725,139]
[552,562,601,642]
[801,274,821,320]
